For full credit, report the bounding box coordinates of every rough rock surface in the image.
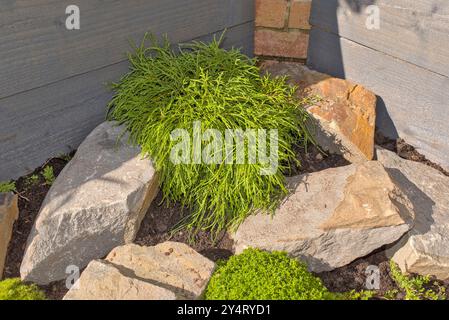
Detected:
[261,61,376,163]
[64,242,215,300]
[232,161,414,272]
[378,148,449,280]
[0,193,18,278]
[63,260,176,300]
[106,242,215,299]
[20,122,159,284]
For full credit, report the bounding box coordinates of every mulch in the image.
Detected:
[2,139,448,300]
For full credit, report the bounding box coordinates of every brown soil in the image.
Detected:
[291,143,350,176]
[2,155,73,300]
[376,134,449,176]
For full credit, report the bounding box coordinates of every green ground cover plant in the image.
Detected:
[0,278,46,300]
[0,181,16,193]
[107,34,314,235]
[389,260,446,300]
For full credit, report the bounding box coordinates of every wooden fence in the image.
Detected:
[0,0,254,180]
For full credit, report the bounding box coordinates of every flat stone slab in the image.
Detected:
[106,242,215,299]
[232,161,414,272]
[378,148,449,280]
[20,121,159,284]
[63,260,176,300]
[0,192,19,278]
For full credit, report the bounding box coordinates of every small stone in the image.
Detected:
[255,0,288,29]
[232,161,414,272]
[20,122,159,285]
[63,260,176,300]
[0,193,19,278]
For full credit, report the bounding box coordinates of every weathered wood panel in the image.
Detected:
[310,0,449,77]
[0,0,254,100]
[0,0,254,181]
[308,28,449,170]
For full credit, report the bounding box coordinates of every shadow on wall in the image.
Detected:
[307,0,399,140]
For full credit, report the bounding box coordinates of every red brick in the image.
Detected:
[255,0,288,29]
[289,0,312,29]
[254,29,309,59]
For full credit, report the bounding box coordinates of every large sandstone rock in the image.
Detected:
[232,161,414,272]
[63,260,176,300]
[105,242,215,299]
[378,148,449,280]
[261,61,376,163]
[0,193,18,278]
[21,122,159,284]
[64,242,215,300]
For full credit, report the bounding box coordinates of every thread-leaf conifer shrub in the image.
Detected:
[107,34,314,235]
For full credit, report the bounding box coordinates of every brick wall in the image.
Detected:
[255,0,311,60]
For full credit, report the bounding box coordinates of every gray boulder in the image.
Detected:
[20,122,159,284]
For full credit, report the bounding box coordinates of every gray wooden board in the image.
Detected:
[0,21,254,180]
[310,0,449,77]
[308,28,449,171]
[0,0,254,100]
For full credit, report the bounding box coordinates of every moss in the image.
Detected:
[0,278,46,300]
[205,249,334,300]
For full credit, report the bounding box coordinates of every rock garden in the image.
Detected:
[1,36,449,300]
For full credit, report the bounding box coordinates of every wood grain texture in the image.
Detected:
[0,0,254,100]
[0,2,254,181]
[308,28,449,171]
[310,0,449,77]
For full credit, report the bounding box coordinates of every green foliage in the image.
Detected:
[58,153,73,162]
[0,278,46,300]
[389,260,446,300]
[205,249,333,300]
[42,166,55,186]
[25,174,39,188]
[0,181,16,193]
[107,34,314,235]
[339,289,376,301]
